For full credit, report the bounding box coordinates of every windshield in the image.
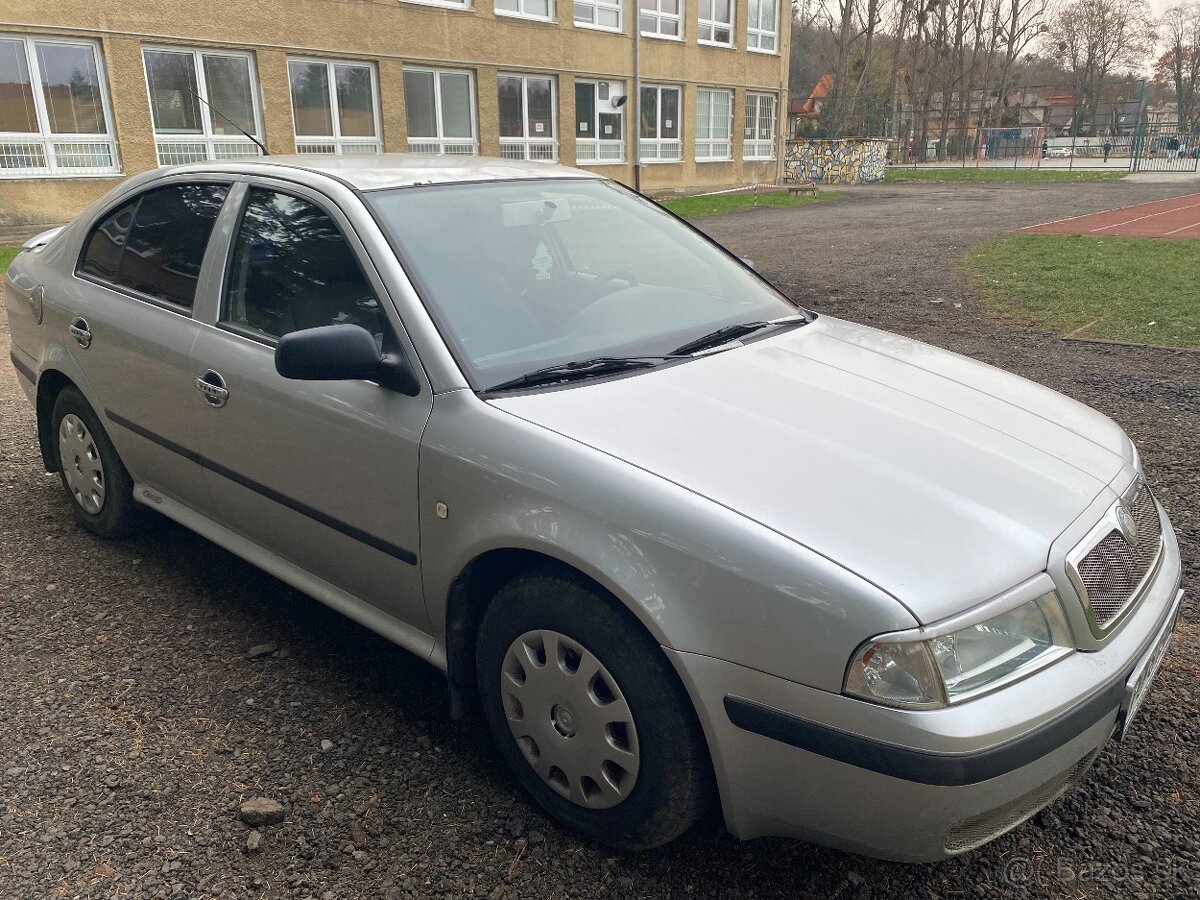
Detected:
[367,178,801,390]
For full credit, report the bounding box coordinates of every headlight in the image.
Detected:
[844,592,1073,709]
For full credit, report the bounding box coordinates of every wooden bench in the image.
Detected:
[786,180,819,197]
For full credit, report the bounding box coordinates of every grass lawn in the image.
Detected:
[963,234,1200,348]
[0,246,19,273]
[660,189,839,218]
[888,167,1125,185]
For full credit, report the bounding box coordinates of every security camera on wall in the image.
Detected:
[612,95,628,108]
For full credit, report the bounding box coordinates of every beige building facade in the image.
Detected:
[1,0,790,226]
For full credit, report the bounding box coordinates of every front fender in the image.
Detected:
[419,390,917,693]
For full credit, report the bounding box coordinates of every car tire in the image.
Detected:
[51,387,147,539]
[476,564,713,850]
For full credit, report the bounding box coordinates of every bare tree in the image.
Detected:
[1154,3,1200,128]
[991,0,1052,122]
[1047,0,1156,135]
[790,0,1057,148]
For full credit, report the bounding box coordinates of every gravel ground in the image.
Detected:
[2,180,1199,900]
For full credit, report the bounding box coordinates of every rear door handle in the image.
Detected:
[69,317,91,348]
[194,369,229,408]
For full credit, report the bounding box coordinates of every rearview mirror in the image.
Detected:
[275,324,419,395]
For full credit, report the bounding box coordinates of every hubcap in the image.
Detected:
[58,414,106,515]
[500,630,640,809]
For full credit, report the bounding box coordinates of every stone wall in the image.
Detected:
[784,139,892,184]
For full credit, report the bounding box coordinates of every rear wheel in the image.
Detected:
[51,387,146,538]
[476,565,712,850]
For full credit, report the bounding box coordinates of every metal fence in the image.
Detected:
[879,122,1199,174]
[1131,125,1200,173]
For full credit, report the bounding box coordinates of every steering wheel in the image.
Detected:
[589,270,639,298]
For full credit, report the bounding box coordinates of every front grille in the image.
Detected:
[944,751,1098,854]
[1075,482,1163,628]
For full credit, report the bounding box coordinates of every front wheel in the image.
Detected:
[476,566,713,850]
[51,387,147,538]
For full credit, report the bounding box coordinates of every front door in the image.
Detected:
[189,185,433,632]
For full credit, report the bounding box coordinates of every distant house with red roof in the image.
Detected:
[789,74,834,137]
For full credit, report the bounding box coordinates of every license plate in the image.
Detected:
[1115,598,1181,741]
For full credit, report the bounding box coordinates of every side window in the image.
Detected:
[222,189,386,341]
[79,183,229,309]
[79,199,137,283]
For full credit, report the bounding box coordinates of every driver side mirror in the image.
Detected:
[275,324,419,396]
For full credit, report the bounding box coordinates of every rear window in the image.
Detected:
[79,182,229,309]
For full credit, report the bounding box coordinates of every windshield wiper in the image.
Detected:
[487,356,663,393]
[669,313,810,357]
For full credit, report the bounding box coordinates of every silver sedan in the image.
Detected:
[4,155,1183,861]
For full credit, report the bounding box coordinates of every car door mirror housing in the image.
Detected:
[275,324,419,395]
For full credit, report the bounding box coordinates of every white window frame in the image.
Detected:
[743,91,776,159]
[639,84,682,163]
[574,80,625,165]
[640,0,683,39]
[400,0,471,9]
[574,0,623,31]
[697,0,734,46]
[695,87,732,161]
[0,34,119,178]
[142,45,264,166]
[287,57,382,156]
[494,0,555,21]
[498,73,558,162]
[404,66,479,156]
[746,0,778,53]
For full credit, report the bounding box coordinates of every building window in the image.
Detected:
[143,47,263,166]
[404,68,478,156]
[0,36,118,177]
[746,0,777,51]
[696,88,732,160]
[640,0,682,38]
[498,74,557,161]
[495,0,553,18]
[288,59,380,156]
[697,0,733,44]
[639,85,681,162]
[575,80,624,164]
[575,0,622,30]
[744,91,776,159]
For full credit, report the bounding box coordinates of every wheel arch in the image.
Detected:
[442,547,673,721]
[35,368,79,472]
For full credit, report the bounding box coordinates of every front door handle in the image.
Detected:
[69,317,91,348]
[194,369,229,408]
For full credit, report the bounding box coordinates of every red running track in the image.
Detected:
[1020,192,1200,238]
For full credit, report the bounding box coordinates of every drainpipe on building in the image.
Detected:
[776,87,786,186]
[634,22,642,193]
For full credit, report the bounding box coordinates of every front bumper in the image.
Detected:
[668,515,1183,862]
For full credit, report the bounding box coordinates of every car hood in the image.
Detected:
[490,317,1134,624]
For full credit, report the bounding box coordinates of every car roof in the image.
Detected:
[160,153,606,191]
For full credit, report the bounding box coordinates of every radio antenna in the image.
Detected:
[185,87,269,156]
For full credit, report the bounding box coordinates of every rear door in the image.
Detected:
[188,181,434,632]
[68,179,232,515]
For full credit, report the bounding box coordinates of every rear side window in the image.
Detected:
[79,199,137,283]
[79,183,229,309]
[222,188,386,341]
